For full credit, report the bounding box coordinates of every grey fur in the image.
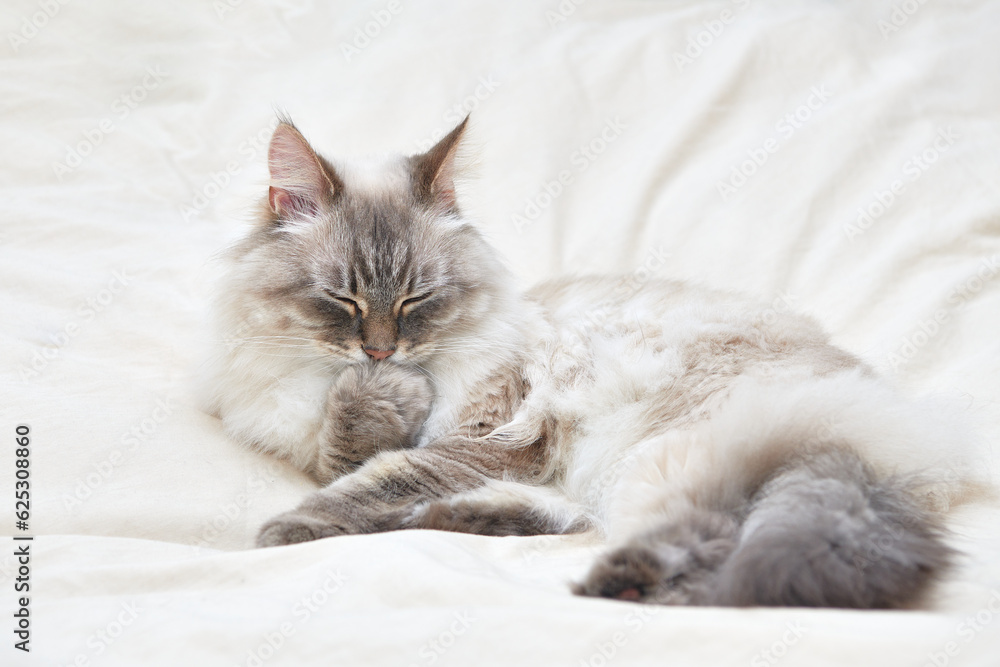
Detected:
[713,449,953,608]
[256,436,551,547]
[572,508,739,604]
[314,363,433,483]
[227,117,505,369]
[573,449,953,608]
[403,495,591,536]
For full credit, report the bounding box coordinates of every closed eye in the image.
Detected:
[323,289,359,314]
[400,293,432,314]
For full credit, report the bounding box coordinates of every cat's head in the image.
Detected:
[221,117,513,367]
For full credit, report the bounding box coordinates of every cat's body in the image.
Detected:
[207,117,977,608]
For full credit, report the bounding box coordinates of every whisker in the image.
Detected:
[411,362,446,387]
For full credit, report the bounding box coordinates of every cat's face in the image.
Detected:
[226,118,507,366]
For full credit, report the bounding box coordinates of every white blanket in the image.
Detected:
[3,0,1000,664]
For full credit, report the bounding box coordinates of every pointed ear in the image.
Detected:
[412,115,469,211]
[267,122,337,218]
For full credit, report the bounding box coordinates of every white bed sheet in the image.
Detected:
[2,0,1000,664]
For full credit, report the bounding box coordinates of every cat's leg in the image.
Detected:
[401,479,591,536]
[313,363,433,484]
[257,434,549,547]
[711,449,953,608]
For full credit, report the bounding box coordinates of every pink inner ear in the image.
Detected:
[266,123,335,217]
[430,154,460,210]
[434,182,456,209]
[269,186,312,216]
[268,186,289,213]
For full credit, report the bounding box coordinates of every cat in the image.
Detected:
[206,115,980,608]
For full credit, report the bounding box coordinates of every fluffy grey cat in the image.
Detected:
[206,117,980,608]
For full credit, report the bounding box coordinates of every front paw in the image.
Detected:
[317,364,433,481]
[256,511,348,548]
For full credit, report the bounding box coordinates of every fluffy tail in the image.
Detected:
[584,369,983,608]
[575,448,953,607]
[712,449,953,608]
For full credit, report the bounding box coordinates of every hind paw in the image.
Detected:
[573,509,739,604]
[572,544,669,602]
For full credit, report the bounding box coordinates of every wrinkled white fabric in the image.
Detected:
[2,0,999,665]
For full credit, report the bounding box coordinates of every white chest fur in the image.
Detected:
[214,347,339,471]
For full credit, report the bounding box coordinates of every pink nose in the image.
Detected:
[364,348,395,361]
